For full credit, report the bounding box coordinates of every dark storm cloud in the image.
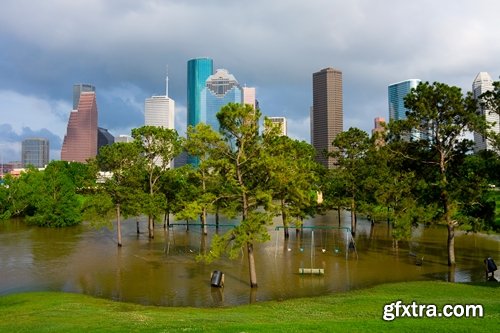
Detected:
[1,0,499,157]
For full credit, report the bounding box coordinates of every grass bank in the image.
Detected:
[0,281,499,332]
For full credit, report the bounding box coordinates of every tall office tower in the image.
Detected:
[97,127,115,151]
[21,138,49,168]
[61,86,98,163]
[145,96,175,129]
[388,79,422,140]
[473,72,499,152]
[372,117,386,146]
[242,86,256,109]
[311,67,343,169]
[187,58,213,165]
[73,84,95,109]
[201,69,243,129]
[187,58,214,129]
[388,79,421,121]
[265,117,287,136]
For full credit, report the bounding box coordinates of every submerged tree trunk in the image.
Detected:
[201,208,208,235]
[447,222,456,266]
[247,242,258,288]
[116,204,122,247]
[136,218,140,234]
[281,199,289,239]
[337,206,341,227]
[148,215,154,239]
[350,198,356,236]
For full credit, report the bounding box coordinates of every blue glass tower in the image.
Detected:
[201,69,242,131]
[388,79,421,121]
[187,58,214,129]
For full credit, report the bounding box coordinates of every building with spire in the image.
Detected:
[473,72,499,152]
[145,70,175,130]
[61,84,98,163]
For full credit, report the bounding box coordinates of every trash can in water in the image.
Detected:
[211,270,224,288]
[484,257,497,281]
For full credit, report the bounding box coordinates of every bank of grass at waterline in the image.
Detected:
[1,281,498,332]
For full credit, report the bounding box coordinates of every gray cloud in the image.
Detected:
[1,0,499,155]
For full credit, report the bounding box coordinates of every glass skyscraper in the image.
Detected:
[187,58,214,129]
[388,79,421,121]
[22,138,49,168]
[201,69,242,130]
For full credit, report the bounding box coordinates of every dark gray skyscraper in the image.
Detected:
[311,67,343,169]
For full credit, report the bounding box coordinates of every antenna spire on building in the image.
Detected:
[166,65,169,97]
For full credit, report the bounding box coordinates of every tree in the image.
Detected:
[132,126,183,239]
[397,81,486,266]
[263,126,320,238]
[94,142,144,246]
[203,103,273,288]
[183,123,225,234]
[329,127,372,235]
[26,161,82,227]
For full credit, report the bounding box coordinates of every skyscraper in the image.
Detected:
[97,127,115,151]
[473,72,499,152]
[372,117,386,146]
[265,117,287,136]
[145,96,175,129]
[201,69,242,130]
[73,84,95,109]
[242,86,256,109]
[22,138,49,168]
[187,58,214,129]
[311,67,343,169]
[61,85,98,163]
[388,79,421,121]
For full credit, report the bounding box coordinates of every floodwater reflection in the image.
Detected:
[0,211,498,307]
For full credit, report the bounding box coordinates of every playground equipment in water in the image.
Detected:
[274,225,358,275]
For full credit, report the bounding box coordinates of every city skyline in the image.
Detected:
[1,1,500,162]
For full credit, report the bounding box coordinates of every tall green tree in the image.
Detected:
[183,123,225,234]
[132,126,183,239]
[26,161,82,227]
[396,81,486,266]
[94,142,144,246]
[263,126,320,238]
[329,127,372,235]
[203,103,273,288]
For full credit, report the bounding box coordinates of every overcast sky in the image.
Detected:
[1,0,499,162]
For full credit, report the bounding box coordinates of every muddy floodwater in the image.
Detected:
[1,211,499,307]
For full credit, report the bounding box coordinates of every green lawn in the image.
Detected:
[1,281,499,332]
